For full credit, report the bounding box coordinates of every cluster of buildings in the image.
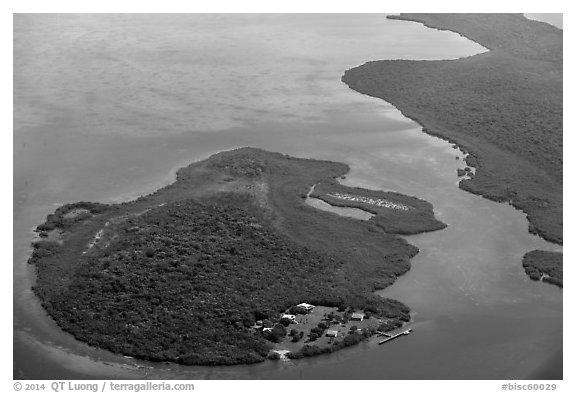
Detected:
[254,303,316,331]
[257,303,368,340]
[278,303,316,323]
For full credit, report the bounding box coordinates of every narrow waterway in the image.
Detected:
[13,14,560,379]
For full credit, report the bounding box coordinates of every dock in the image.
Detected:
[378,328,412,345]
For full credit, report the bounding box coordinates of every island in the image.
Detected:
[342,13,562,284]
[28,148,446,365]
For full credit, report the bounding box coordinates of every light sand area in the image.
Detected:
[62,208,91,219]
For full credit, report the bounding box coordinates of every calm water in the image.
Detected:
[524,13,563,29]
[13,14,561,379]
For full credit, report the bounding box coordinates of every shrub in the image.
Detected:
[286,351,304,360]
[289,306,306,315]
[267,352,280,360]
[253,310,270,320]
[378,319,402,332]
[362,327,375,338]
[310,327,323,336]
[271,324,287,339]
[37,222,56,231]
[262,319,272,328]
[342,334,363,347]
[301,345,327,357]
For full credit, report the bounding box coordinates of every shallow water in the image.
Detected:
[13,14,561,379]
[524,13,563,29]
[305,197,374,221]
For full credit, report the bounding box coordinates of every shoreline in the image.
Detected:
[107,149,232,205]
[341,13,562,283]
[27,148,442,366]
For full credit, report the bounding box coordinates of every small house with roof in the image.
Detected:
[296,303,315,313]
[351,313,365,321]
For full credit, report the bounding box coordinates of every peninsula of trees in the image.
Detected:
[29,148,445,365]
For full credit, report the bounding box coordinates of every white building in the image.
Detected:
[296,303,315,312]
[351,313,365,321]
